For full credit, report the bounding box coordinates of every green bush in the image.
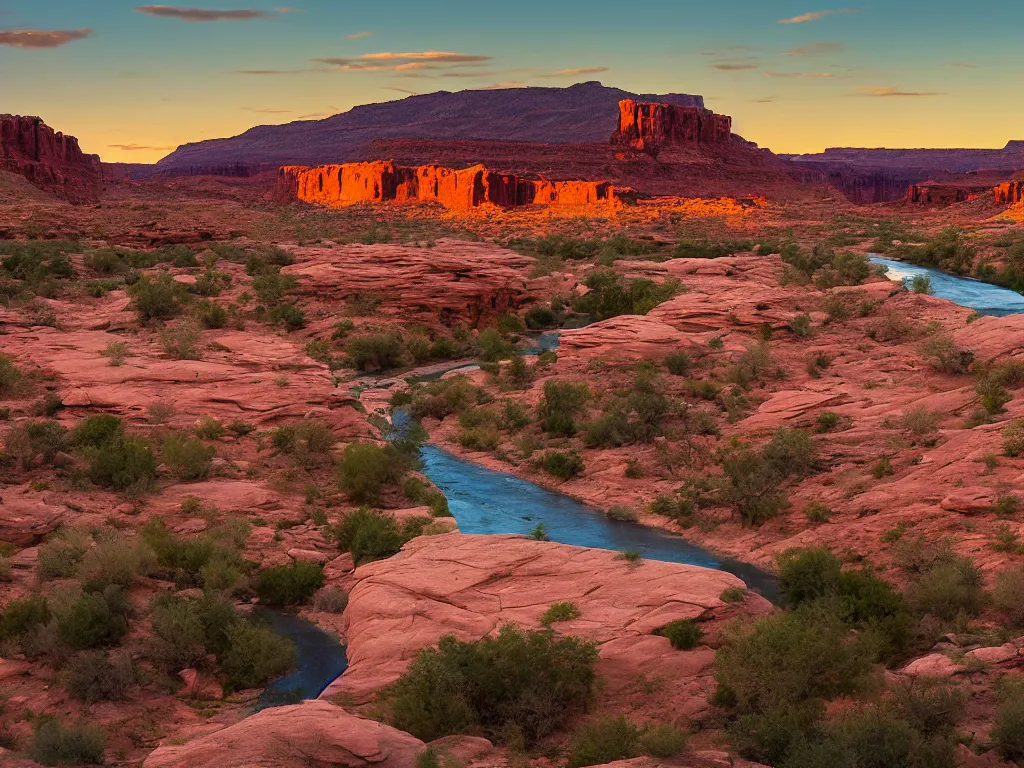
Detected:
[0,594,51,640]
[69,414,123,448]
[337,442,409,504]
[993,679,1024,762]
[906,555,986,622]
[346,332,409,372]
[142,518,247,591]
[163,433,215,481]
[567,715,640,768]
[77,531,153,592]
[777,548,843,608]
[148,593,238,670]
[920,334,973,375]
[657,618,703,650]
[255,561,325,607]
[63,650,136,703]
[638,723,688,758]
[390,624,598,745]
[541,601,581,625]
[537,449,585,480]
[56,588,131,650]
[993,566,1024,626]
[890,679,965,737]
[219,619,296,690]
[537,380,590,436]
[194,299,227,329]
[5,420,68,469]
[763,428,817,477]
[525,305,557,329]
[664,351,691,376]
[1003,419,1024,457]
[333,507,408,564]
[0,354,22,393]
[29,718,107,767]
[270,419,336,464]
[129,271,185,323]
[38,528,91,578]
[81,433,157,492]
[409,376,482,420]
[571,269,681,321]
[477,327,514,362]
[816,411,840,432]
[313,586,349,613]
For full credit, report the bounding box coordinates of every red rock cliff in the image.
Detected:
[905,182,987,205]
[277,161,616,210]
[994,181,1024,204]
[611,99,732,153]
[0,115,103,203]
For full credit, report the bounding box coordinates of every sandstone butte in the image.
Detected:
[905,182,986,205]
[611,99,732,153]
[0,115,103,203]
[994,180,1024,204]
[277,160,617,210]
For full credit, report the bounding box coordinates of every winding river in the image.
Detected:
[870,255,1024,317]
[264,263,1024,707]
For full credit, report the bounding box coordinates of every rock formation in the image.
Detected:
[0,115,103,203]
[612,99,732,153]
[905,182,987,205]
[278,161,616,210]
[994,181,1024,204]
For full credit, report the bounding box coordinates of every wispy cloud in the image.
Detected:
[358,51,489,63]
[550,66,608,76]
[242,107,292,113]
[346,30,372,39]
[134,6,285,21]
[476,82,528,90]
[750,96,778,103]
[779,8,859,24]
[0,28,92,48]
[710,62,758,70]
[764,70,833,78]
[384,87,419,95]
[310,51,492,73]
[108,143,176,151]
[234,67,328,75]
[947,61,977,68]
[852,85,944,97]
[297,112,333,120]
[788,41,844,56]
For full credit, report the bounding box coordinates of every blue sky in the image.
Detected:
[2,1,1021,161]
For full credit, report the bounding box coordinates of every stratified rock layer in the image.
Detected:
[278,161,615,210]
[612,100,732,153]
[0,115,103,203]
[905,182,988,205]
[994,181,1024,204]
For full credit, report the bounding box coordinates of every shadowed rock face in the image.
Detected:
[0,115,103,203]
[612,99,732,152]
[905,182,988,205]
[995,181,1024,204]
[278,160,616,210]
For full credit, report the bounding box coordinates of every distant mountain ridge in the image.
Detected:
[785,141,1024,173]
[149,82,707,176]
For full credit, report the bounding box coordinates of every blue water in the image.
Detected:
[870,255,1024,317]
[256,608,348,709]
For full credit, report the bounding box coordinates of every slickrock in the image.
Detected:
[0,115,103,203]
[0,494,67,546]
[900,653,962,678]
[143,700,424,768]
[278,161,616,210]
[323,533,770,710]
[559,315,699,363]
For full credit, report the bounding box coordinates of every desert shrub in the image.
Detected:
[160,322,202,360]
[571,269,681,321]
[38,528,91,578]
[911,274,933,294]
[346,332,409,372]
[537,449,585,480]
[337,442,410,504]
[5,420,68,469]
[0,594,51,640]
[721,586,746,603]
[194,416,224,440]
[142,518,246,590]
[162,433,215,481]
[720,448,788,526]
[789,313,813,338]
[906,555,986,622]
[458,424,500,451]
[409,376,482,420]
[252,270,297,305]
[815,411,841,433]
[525,305,557,329]
[902,407,940,437]
[63,650,136,703]
[255,561,324,607]
[582,408,630,448]
[499,400,531,431]
[148,594,224,671]
[725,342,777,389]
[55,588,131,650]
[890,679,965,738]
[219,619,296,690]
[920,334,973,375]
[128,271,185,323]
[993,566,1024,626]
[568,715,640,768]
[541,601,581,625]
[313,586,349,613]
[29,718,106,767]
[194,299,227,329]
[0,354,23,393]
[270,419,336,464]
[657,618,703,650]
[77,531,153,592]
[537,379,590,436]
[993,679,1024,762]
[333,507,407,564]
[267,302,306,331]
[664,351,691,376]
[1003,419,1024,457]
[763,428,817,477]
[389,624,598,745]
[639,723,688,758]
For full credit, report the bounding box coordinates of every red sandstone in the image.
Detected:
[994,181,1024,204]
[278,160,616,210]
[0,115,103,203]
[612,99,732,153]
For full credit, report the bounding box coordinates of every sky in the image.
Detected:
[2,1,1022,163]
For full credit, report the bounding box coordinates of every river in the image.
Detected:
[870,255,1024,317]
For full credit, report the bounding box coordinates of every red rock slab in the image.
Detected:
[0,495,66,546]
[142,700,424,768]
[955,316,1024,362]
[560,315,699,363]
[324,533,770,704]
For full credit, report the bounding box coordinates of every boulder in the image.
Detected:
[901,653,962,678]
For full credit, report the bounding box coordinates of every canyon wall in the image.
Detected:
[905,182,987,205]
[611,99,732,153]
[278,161,616,210]
[0,115,103,203]
[995,181,1024,204]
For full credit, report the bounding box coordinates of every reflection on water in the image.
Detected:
[255,608,348,710]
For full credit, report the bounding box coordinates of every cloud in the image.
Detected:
[550,66,608,76]
[242,107,292,113]
[787,41,844,56]
[384,87,419,95]
[475,82,528,90]
[852,85,944,97]
[0,28,92,48]
[297,112,333,119]
[134,6,283,21]
[234,67,328,75]
[764,70,833,77]
[710,62,758,70]
[750,96,778,103]
[779,8,859,24]
[108,143,176,151]
[359,50,489,63]
[310,51,492,73]
[947,61,977,68]
[346,31,372,39]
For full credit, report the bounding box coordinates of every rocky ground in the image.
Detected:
[3,173,1024,767]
